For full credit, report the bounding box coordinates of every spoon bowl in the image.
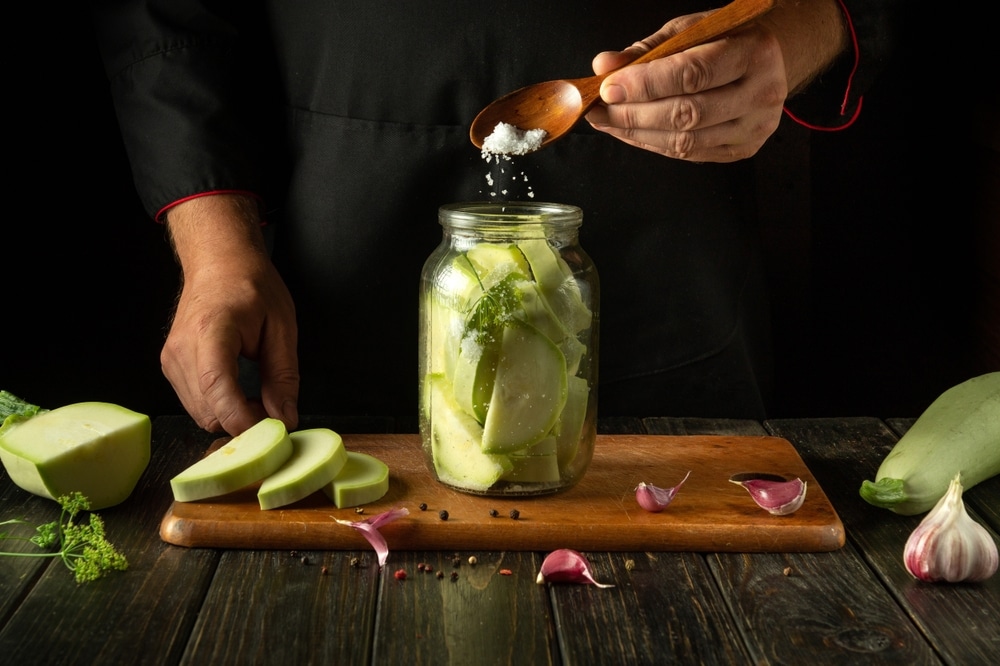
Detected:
[470,0,775,151]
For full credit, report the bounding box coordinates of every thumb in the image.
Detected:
[591,46,646,77]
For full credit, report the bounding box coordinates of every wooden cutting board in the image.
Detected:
[160,434,844,552]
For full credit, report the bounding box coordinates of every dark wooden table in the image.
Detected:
[2,416,998,664]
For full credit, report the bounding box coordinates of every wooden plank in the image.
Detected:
[372,550,556,665]
[550,550,750,664]
[181,548,378,664]
[0,473,59,627]
[159,433,845,552]
[768,417,1000,665]
[708,548,940,664]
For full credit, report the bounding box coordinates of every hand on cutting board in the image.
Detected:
[161,194,300,436]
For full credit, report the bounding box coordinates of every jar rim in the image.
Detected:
[439,201,582,230]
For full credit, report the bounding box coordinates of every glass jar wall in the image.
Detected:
[418,202,599,495]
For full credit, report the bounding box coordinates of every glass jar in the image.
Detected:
[418,202,599,496]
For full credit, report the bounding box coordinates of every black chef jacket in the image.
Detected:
[91,0,896,429]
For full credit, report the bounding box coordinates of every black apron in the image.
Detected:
[257,1,773,428]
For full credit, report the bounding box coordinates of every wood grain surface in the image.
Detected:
[159,433,845,552]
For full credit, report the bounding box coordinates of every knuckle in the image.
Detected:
[667,131,699,160]
[668,98,701,131]
[679,58,714,95]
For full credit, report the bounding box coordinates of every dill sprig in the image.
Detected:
[0,491,128,583]
[465,274,523,346]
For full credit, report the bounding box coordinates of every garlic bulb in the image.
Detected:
[904,474,998,583]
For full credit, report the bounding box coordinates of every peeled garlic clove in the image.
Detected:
[536,548,614,588]
[731,475,807,515]
[635,471,691,512]
[904,474,998,583]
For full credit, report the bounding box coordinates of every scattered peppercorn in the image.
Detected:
[452,557,462,569]
[624,559,635,572]
[394,569,407,580]
[468,556,478,566]
[290,550,299,558]
[350,557,360,568]
[321,566,329,575]
[489,509,499,517]
[509,509,520,520]
[417,562,426,572]
[300,555,309,565]
[419,502,428,511]
[450,571,459,581]
[438,509,449,521]
[424,564,434,573]
[355,507,365,514]
[783,566,793,577]
[436,570,445,579]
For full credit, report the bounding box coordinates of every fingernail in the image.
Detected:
[585,106,609,128]
[601,83,625,104]
[282,399,298,427]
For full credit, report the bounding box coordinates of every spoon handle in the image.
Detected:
[627,0,775,68]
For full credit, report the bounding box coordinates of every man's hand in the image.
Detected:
[162,194,299,436]
[585,0,847,162]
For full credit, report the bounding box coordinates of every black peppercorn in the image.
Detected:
[489,509,499,517]
[509,509,520,520]
[438,509,449,521]
[419,502,428,511]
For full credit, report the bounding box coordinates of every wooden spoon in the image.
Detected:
[469,0,775,151]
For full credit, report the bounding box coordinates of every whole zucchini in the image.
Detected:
[859,372,1000,515]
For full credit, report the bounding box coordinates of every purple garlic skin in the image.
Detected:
[731,476,807,515]
[536,548,614,588]
[904,474,998,583]
[635,471,691,512]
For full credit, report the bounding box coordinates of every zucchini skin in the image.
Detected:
[859,372,1000,515]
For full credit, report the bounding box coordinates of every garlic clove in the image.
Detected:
[731,475,807,515]
[334,507,409,568]
[536,548,614,588]
[904,474,998,583]
[635,471,691,512]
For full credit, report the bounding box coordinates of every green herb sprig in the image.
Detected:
[0,492,128,583]
[466,274,523,346]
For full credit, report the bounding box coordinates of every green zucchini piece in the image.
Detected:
[482,320,567,454]
[323,451,390,508]
[859,372,1000,514]
[427,374,512,492]
[171,418,291,502]
[258,428,347,509]
[0,401,150,510]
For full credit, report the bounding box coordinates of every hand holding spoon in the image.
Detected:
[469,0,776,151]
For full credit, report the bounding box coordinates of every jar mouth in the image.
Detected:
[439,201,582,231]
